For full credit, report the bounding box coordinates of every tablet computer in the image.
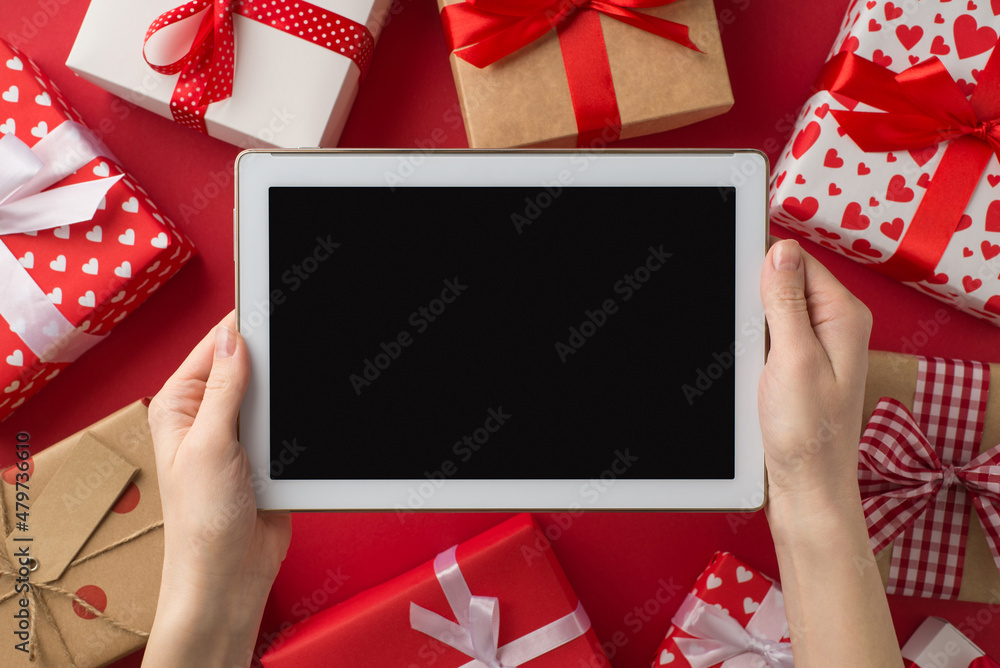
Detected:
[235,150,768,511]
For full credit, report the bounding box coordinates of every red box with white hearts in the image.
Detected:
[769,0,1000,326]
[0,39,195,421]
[651,552,790,668]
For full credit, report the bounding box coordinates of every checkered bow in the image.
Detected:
[858,356,1000,599]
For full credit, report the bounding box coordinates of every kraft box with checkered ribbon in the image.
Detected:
[858,350,1000,603]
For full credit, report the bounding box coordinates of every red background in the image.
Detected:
[3,0,1000,666]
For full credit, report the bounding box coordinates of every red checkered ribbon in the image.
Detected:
[858,356,1000,599]
[143,0,375,134]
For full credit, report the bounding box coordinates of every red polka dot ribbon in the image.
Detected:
[144,0,375,134]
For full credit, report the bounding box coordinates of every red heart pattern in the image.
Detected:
[769,0,1000,329]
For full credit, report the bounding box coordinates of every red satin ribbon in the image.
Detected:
[144,0,375,134]
[971,657,1000,668]
[814,47,1000,283]
[440,0,700,146]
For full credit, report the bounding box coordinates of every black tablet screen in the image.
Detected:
[267,186,736,480]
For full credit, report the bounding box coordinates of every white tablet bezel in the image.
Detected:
[236,150,768,511]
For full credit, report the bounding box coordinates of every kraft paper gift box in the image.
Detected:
[0,400,163,667]
[66,0,392,149]
[770,0,1000,326]
[859,351,1000,603]
[260,513,607,668]
[651,552,791,668]
[0,40,196,422]
[902,617,1000,668]
[436,0,734,148]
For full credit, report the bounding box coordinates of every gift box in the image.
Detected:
[902,617,1000,668]
[0,40,195,422]
[769,0,1000,326]
[435,0,734,148]
[651,552,791,668]
[66,0,392,149]
[0,399,163,667]
[859,351,1000,602]
[260,513,607,667]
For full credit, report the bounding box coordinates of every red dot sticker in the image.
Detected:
[111,483,140,514]
[73,585,107,620]
[2,458,33,485]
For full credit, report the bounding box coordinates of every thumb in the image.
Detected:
[761,240,815,351]
[194,324,251,442]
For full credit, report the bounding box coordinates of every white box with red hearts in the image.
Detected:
[769,0,1000,325]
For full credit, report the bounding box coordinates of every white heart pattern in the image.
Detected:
[53,225,70,239]
[30,120,47,138]
[86,225,102,242]
[743,597,760,615]
[5,56,23,71]
[34,91,50,106]
[736,566,753,583]
[118,228,135,245]
[78,290,96,308]
[151,232,169,249]
[93,161,110,178]
[124,294,137,306]
[20,381,32,393]
[17,251,33,269]
[115,261,132,278]
[659,649,675,664]
[42,320,59,337]
[0,118,14,135]
[3,380,18,394]
[81,258,98,275]
[49,254,66,272]
[2,85,18,103]
[706,574,723,590]
[45,369,59,381]
[113,311,128,323]
[110,290,126,303]
[122,197,139,213]
[47,287,62,304]
[145,260,160,273]
[6,350,23,367]
[11,397,24,410]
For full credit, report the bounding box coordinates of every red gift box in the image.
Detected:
[651,552,791,668]
[902,617,1000,668]
[0,39,195,421]
[260,514,607,668]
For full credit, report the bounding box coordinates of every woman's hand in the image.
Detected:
[758,239,901,668]
[143,311,292,668]
[758,238,872,513]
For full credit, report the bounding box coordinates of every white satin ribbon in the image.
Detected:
[409,545,592,668]
[0,122,122,363]
[671,586,794,668]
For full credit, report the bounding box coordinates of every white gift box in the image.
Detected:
[769,0,1000,326]
[66,0,391,148]
[901,617,994,668]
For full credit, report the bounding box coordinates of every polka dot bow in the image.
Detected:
[143,0,375,133]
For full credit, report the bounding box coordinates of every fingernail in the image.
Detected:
[773,240,801,272]
[215,326,236,359]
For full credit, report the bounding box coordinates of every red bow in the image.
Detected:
[814,47,1000,283]
[859,385,1000,598]
[440,0,701,147]
[441,0,700,68]
[143,0,375,134]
